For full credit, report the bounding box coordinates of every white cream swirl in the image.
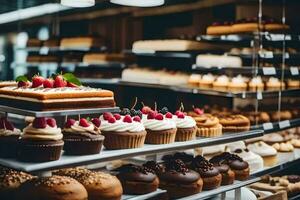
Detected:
[231,75,246,84]
[247,141,277,156]
[100,119,145,132]
[22,124,62,141]
[63,121,100,136]
[143,119,176,131]
[173,116,196,128]
[0,128,21,136]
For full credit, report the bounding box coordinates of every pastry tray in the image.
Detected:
[15,46,107,53]
[122,189,166,200]
[0,130,263,172]
[0,105,120,117]
[251,118,300,134]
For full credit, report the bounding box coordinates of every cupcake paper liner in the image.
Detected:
[103,131,146,150]
[64,135,104,155]
[176,127,196,141]
[145,128,177,144]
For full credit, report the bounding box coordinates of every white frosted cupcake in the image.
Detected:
[213,75,229,91]
[173,112,197,141]
[247,141,277,167]
[228,75,247,92]
[199,74,215,89]
[249,76,264,91]
[266,77,285,91]
[143,111,177,144]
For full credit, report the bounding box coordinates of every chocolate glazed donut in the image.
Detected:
[209,161,235,185]
[191,156,222,190]
[159,159,203,198]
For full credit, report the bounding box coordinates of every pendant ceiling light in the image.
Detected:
[61,0,95,7]
[110,0,164,7]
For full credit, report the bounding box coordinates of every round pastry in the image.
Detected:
[0,117,22,158]
[247,141,277,167]
[116,164,159,195]
[287,79,300,89]
[100,113,146,149]
[159,159,203,198]
[219,115,250,133]
[249,76,264,91]
[212,75,229,91]
[195,114,222,137]
[17,117,64,162]
[173,112,197,141]
[162,152,194,167]
[272,142,294,152]
[263,133,286,145]
[266,77,285,91]
[190,156,222,190]
[17,175,88,200]
[143,111,177,144]
[199,74,215,89]
[210,152,250,181]
[232,148,264,173]
[188,74,201,87]
[63,118,104,155]
[77,171,123,200]
[52,167,91,179]
[290,139,300,148]
[0,169,34,200]
[228,75,248,92]
[271,111,292,121]
[209,157,235,185]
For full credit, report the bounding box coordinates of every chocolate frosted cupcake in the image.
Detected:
[18,117,64,162]
[162,152,194,167]
[143,111,177,144]
[173,112,197,141]
[0,169,34,200]
[116,164,159,195]
[0,117,22,158]
[209,157,235,185]
[159,159,203,198]
[210,152,250,181]
[63,118,104,155]
[191,156,222,190]
[100,113,146,149]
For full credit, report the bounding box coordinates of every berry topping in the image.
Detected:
[43,78,54,88]
[54,75,67,88]
[32,75,45,88]
[67,82,78,87]
[91,118,101,127]
[79,118,90,127]
[165,112,173,119]
[147,110,156,119]
[159,107,169,115]
[155,113,164,120]
[177,112,185,119]
[18,81,30,88]
[133,116,141,122]
[103,112,113,120]
[108,117,116,123]
[123,115,133,123]
[65,119,76,128]
[113,114,121,120]
[175,110,181,115]
[33,117,47,129]
[194,108,204,115]
[141,106,152,114]
[46,118,56,128]
[120,108,130,116]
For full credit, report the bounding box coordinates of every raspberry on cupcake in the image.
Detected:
[173,111,197,141]
[100,112,146,149]
[0,117,22,158]
[18,117,64,162]
[63,117,104,155]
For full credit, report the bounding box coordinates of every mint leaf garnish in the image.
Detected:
[63,73,81,86]
[16,75,28,82]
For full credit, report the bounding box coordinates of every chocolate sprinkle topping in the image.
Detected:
[164,159,189,174]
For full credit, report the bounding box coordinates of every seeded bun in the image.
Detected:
[17,175,88,200]
[52,167,91,179]
[0,169,34,200]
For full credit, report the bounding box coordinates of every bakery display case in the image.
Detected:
[0,0,300,200]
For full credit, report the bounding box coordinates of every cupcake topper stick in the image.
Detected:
[131,97,138,109]
[78,114,81,121]
[180,102,185,112]
[141,101,145,107]
[64,115,68,123]
[154,101,157,111]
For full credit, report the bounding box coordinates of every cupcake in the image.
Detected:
[18,117,64,162]
[162,152,194,167]
[199,74,215,89]
[212,75,229,91]
[159,159,203,198]
[116,164,159,195]
[266,77,285,91]
[287,79,300,89]
[195,114,222,137]
[209,156,235,185]
[0,117,22,158]
[232,148,264,173]
[0,169,34,200]
[100,113,146,149]
[247,141,278,167]
[228,75,248,92]
[143,111,177,144]
[63,118,104,155]
[210,152,250,181]
[188,74,201,87]
[249,76,265,91]
[173,112,197,141]
[17,175,88,200]
[190,156,222,190]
